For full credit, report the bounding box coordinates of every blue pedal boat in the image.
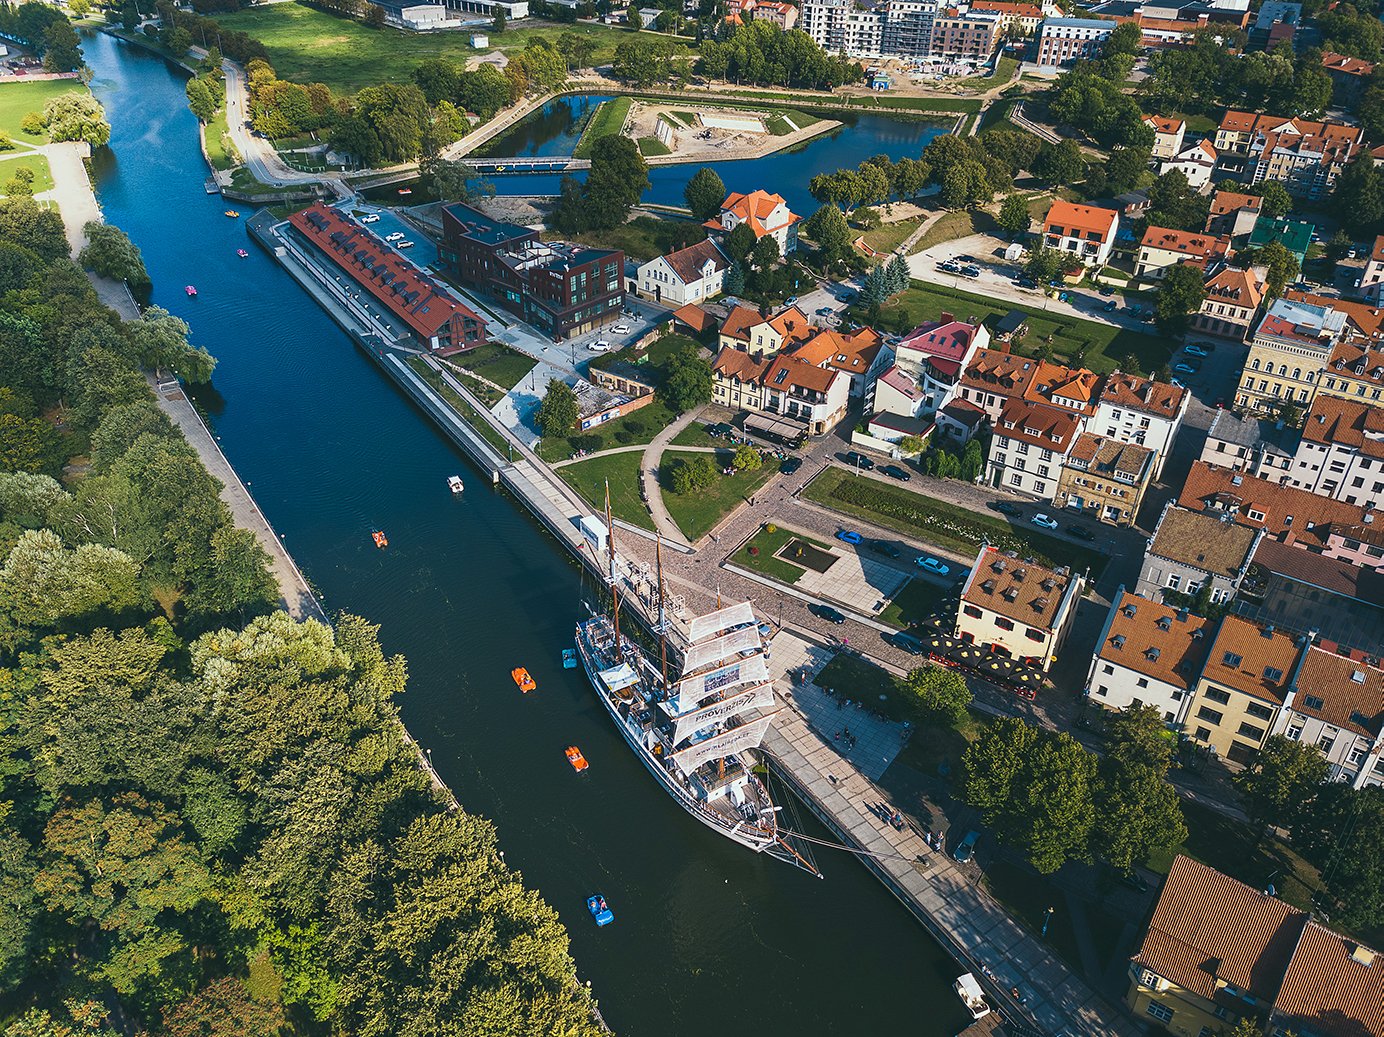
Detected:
[562,648,578,669]
[587,894,614,926]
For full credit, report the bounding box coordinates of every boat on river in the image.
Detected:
[447,475,464,494]
[224,209,239,217]
[184,285,197,297]
[574,488,816,874]
[512,667,536,693]
[237,249,249,258]
[587,894,614,926]
[566,746,589,772]
[371,529,388,549]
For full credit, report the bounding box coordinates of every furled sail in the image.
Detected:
[686,601,757,644]
[681,626,761,676]
[670,713,778,776]
[668,682,776,744]
[665,655,771,714]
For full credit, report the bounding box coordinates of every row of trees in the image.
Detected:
[0,216,604,1032]
[1142,33,1334,118]
[413,58,513,120]
[808,154,930,213]
[698,21,862,89]
[0,1,83,72]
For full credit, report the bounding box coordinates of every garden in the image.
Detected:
[660,448,776,540]
[557,451,654,531]
[804,468,1107,576]
[447,341,537,391]
[731,523,825,584]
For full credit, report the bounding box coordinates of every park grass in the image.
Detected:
[558,451,655,531]
[731,523,829,584]
[448,341,536,391]
[637,135,671,157]
[878,578,945,629]
[405,355,512,456]
[661,448,775,540]
[538,398,681,462]
[910,208,993,254]
[965,55,1018,86]
[212,3,693,93]
[803,468,1108,577]
[861,216,922,255]
[0,152,53,194]
[203,108,238,171]
[543,214,705,262]
[669,421,720,447]
[572,96,632,159]
[872,280,1177,375]
[0,78,86,143]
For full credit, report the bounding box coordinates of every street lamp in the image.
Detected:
[1041,905,1054,937]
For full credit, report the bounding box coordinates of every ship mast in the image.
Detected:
[604,481,621,653]
[656,533,668,688]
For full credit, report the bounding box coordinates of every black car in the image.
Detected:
[886,631,924,654]
[990,501,1023,517]
[779,456,803,475]
[840,451,875,471]
[881,464,911,481]
[1068,524,1096,542]
[871,539,902,558]
[810,603,846,625]
[1016,276,1038,289]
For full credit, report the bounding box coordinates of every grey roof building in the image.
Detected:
[1136,502,1264,606]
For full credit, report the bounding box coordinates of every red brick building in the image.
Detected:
[290,205,488,352]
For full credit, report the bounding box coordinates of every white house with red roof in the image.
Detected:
[634,238,728,306]
[985,397,1085,500]
[870,313,991,421]
[1143,115,1187,160]
[705,189,800,255]
[1160,138,1218,191]
[1042,199,1119,267]
[1361,235,1384,305]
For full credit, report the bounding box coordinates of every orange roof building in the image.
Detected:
[705,189,800,255]
[956,546,1084,672]
[1042,198,1119,266]
[1214,111,1363,200]
[1135,226,1232,280]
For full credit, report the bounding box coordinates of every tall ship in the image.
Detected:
[573,492,817,875]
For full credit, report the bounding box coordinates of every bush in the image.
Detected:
[669,455,718,494]
[19,112,43,136]
[765,523,777,534]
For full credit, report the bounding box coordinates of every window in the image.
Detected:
[1037,464,1050,478]
[1246,701,1273,721]
[1319,733,1336,754]
[1026,628,1045,642]
[1137,677,1149,688]
[1197,706,1224,725]
[1305,694,1325,710]
[1223,652,1243,668]
[1146,1002,1173,1024]
[964,605,983,618]
[1096,685,1108,696]
[1287,726,1303,741]
[995,617,1014,631]
[1195,726,1212,742]
[1034,481,1046,495]
[1010,473,1022,487]
[1237,722,1265,741]
[1167,573,1182,590]
[1102,663,1114,674]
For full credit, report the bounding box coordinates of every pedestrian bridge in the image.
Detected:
[466,157,590,173]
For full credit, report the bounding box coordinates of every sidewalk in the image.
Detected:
[639,407,704,547]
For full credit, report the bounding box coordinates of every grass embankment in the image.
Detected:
[558,451,655,531]
[572,96,632,159]
[212,3,694,93]
[405,355,512,456]
[0,153,52,194]
[804,469,1107,576]
[638,136,671,156]
[764,109,819,135]
[543,214,705,262]
[966,55,1018,86]
[538,399,681,462]
[861,216,922,255]
[203,107,238,171]
[447,341,536,391]
[731,524,828,584]
[661,448,775,540]
[669,421,720,447]
[0,77,85,142]
[870,281,1177,375]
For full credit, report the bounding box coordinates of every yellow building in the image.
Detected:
[1183,615,1304,765]
[717,303,812,357]
[1239,298,1349,418]
[1053,433,1155,526]
[955,546,1083,673]
[1130,855,1384,1037]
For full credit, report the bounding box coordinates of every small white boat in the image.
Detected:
[954,974,991,1020]
[447,475,464,494]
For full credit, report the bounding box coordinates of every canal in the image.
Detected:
[475,93,950,215]
[82,31,970,1037]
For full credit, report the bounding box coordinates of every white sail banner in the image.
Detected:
[687,602,757,644]
[666,656,771,714]
[681,626,760,676]
[671,713,778,776]
[669,683,776,744]
[598,663,640,693]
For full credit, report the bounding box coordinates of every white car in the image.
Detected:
[590,340,611,352]
[611,323,630,334]
[1030,513,1059,530]
[397,241,414,249]
[360,213,381,223]
[385,232,405,241]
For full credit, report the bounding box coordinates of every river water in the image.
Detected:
[475,94,949,214]
[82,31,969,1036]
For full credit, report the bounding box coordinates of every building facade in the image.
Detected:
[1135,227,1231,281]
[1286,395,1384,509]
[705,189,800,255]
[1191,265,1263,341]
[1239,297,1349,417]
[956,546,1083,671]
[1041,198,1119,266]
[1085,590,1212,720]
[1092,372,1188,479]
[634,238,728,306]
[1034,16,1116,67]
[1213,111,1363,200]
[929,7,1002,58]
[1143,114,1187,160]
[985,397,1082,500]
[1135,502,1262,606]
[1054,433,1155,525]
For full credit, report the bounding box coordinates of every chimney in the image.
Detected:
[940,311,955,324]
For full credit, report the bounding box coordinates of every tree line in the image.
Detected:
[0,1,84,72]
[0,223,605,1032]
[698,21,862,90]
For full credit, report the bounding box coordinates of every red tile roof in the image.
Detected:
[995,397,1081,452]
[671,302,716,332]
[1301,395,1384,459]
[960,347,1040,397]
[711,189,799,238]
[1208,189,1262,217]
[1140,226,1232,262]
[1203,266,1264,311]
[1321,50,1376,78]
[1043,199,1118,240]
[1098,591,1213,691]
[719,304,764,343]
[660,238,727,284]
[961,546,1074,630]
[1178,461,1384,538]
[1274,923,1384,1037]
[1098,372,1187,419]
[791,326,882,376]
[1289,646,1384,738]
[712,345,768,383]
[1143,114,1185,135]
[1201,613,1302,704]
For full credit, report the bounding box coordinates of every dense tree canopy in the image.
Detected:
[699,22,861,89]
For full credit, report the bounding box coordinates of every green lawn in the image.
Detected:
[448,341,537,391]
[861,216,922,255]
[804,468,1107,577]
[558,451,655,531]
[878,578,945,629]
[544,214,704,262]
[966,55,1018,86]
[0,153,53,195]
[0,78,86,143]
[730,523,829,584]
[203,107,238,171]
[405,355,512,456]
[538,398,681,462]
[910,209,993,254]
[637,136,671,156]
[669,421,720,447]
[212,3,693,93]
[661,448,775,540]
[871,281,1177,375]
[572,96,632,159]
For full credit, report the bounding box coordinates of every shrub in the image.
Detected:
[765,523,777,534]
[19,112,43,136]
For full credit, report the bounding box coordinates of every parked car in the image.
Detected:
[990,501,1023,517]
[1099,285,1113,297]
[816,306,834,316]
[589,340,611,352]
[881,464,911,481]
[953,830,980,864]
[956,254,977,264]
[1016,276,1038,289]
[836,530,863,545]
[1031,513,1059,530]
[810,603,846,625]
[1171,359,1201,376]
[961,266,981,279]
[916,556,951,576]
[397,241,414,249]
[610,323,631,334]
[1068,524,1095,541]
[1103,300,1117,312]
[871,539,902,558]
[1118,869,1151,893]
[1184,343,1211,359]
[360,213,380,223]
[779,456,803,475]
[385,232,405,241]
[785,296,798,305]
[886,631,925,655]
[840,451,875,471]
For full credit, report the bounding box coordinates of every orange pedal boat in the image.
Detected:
[512,667,537,693]
[371,529,388,549]
[565,746,589,772]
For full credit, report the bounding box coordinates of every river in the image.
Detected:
[82,31,969,1037]
[472,94,949,215]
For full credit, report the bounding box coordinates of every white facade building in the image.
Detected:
[799,0,940,59]
[1085,590,1213,723]
[1092,372,1190,480]
[634,239,728,307]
